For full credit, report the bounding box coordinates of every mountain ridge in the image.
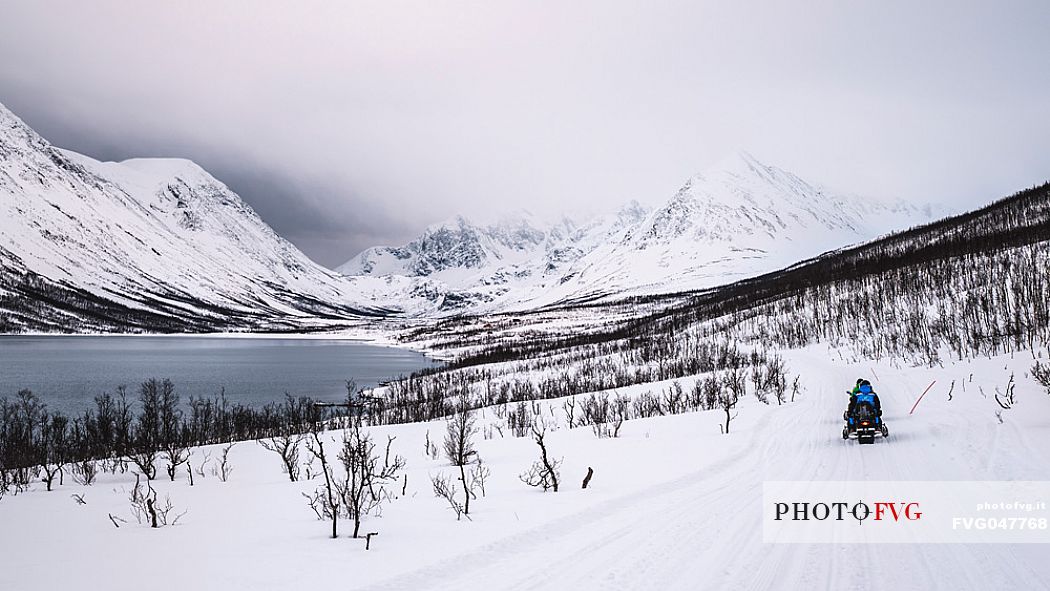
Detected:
[0,101,403,331]
[337,151,936,312]
[0,101,939,330]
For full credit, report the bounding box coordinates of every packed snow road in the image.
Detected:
[367,351,1050,591]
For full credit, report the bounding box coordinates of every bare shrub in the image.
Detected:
[211,443,235,482]
[1032,361,1050,395]
[431,472,465,520]
[506,402,533,438]
[632,391,663,419]
[719,370,743,435]
[70,459,98,486]
[304,423,339,539]
[337,427,406,538]
[162,434,190,483]
[469,458,491,498]
[443,411,478,516]
[258,395,317,482]
[994,373,1017,410]
[520,421,561,492]
[127,474,185,528]
[581,393,625,438]
[562,397,578,428]
[306,420,406,539]
[751,355,788,405]
[258,434,303,482]
[193,451,211,480]
[663,381,686,414]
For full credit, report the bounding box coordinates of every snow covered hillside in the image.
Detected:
[1,351,1048,591]
[338,152,934,312]
[0,102,449,331]
[1,179,1048,590]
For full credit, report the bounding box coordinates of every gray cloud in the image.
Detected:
[2,1,1048,268]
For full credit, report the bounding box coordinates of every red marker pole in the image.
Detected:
[909,381,937,415]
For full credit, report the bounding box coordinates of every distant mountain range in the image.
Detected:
[0,101,936,331]
[337,152,936,312]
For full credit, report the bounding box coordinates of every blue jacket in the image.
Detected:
[848,389,882,420]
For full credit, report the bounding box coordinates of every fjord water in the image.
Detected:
[0,336,438,415]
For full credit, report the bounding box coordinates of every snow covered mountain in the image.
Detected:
[0,101,414,331]
[336,204,653,311]
[0,98,936,330]
[338,152,935,312]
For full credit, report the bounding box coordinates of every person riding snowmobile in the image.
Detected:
[845,380,881,431]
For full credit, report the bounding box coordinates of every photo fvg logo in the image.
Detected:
[763,481,1050,544]
[773,501,922,524]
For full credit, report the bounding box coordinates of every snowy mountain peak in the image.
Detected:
[337,151,934,312]
[0,100,414,329]
[338,211,556,278]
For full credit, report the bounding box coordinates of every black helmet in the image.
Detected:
[856,378,865,385]
[860,379,871,387]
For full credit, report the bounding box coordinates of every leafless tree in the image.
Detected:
[163,432,190,482]
[719,370,743,435]
[258,434,303,482]
[994,373,1017,410]
[612,393,630,437]
[520,421,561,492]
[1031,361,1050,395]
[129,447,158,481]
[431,472,465,520]
[70,459,98,486]
[127,473,185,528]
[563,397,577,428]
[194,451,212,480]
[304,423,339,538]
[506,402,533,438]
[39,411,69,491]
[130,379,170,481]
[751,355,788,405]
[580,393,626,439]
[443,411,478,516]
[337,426,406,538]
[469,458,491,498]
[211,443,235,482]
[258,395,315,482]
[663,381,685,414]
[305,416,405,539]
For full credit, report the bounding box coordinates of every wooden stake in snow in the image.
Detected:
[909,381,937,415]
[582,467,594,489]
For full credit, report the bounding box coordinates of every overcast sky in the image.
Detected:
[1,1,1048,267]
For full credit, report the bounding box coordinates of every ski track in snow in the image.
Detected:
[364,353,1050,591]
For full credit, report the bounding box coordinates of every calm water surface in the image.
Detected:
[0,336,438,415]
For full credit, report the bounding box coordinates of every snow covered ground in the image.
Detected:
[2,347,1049,590]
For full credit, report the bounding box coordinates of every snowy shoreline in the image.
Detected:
[0,325,460,362]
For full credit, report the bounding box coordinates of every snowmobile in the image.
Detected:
[842,400,888,444]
